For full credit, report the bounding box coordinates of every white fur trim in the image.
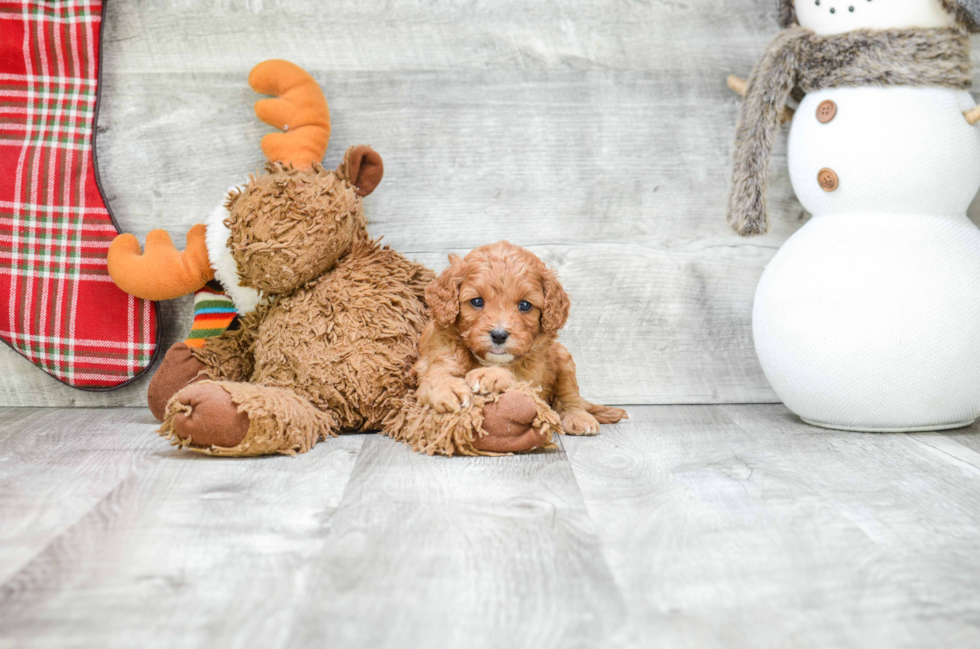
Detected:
[204,191,262,314]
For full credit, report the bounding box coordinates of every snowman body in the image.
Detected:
[752,2,980,431]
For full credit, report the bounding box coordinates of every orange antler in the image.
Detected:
[248,60,331,168]
[107,224,214,301]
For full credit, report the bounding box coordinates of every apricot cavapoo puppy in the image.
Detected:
[415,241,627,444]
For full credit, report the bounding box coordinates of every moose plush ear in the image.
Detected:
[425,253,466,326]
[342,145,384,197]
[541,268,570,334]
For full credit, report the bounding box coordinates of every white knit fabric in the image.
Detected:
[788,87,980,217]
[756,84,980,431]
[754,212,980,431]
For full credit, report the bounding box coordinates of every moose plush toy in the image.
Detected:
[107,60,559,456]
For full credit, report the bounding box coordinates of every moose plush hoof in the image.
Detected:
[148,342,208,421]
[476,392,548,454]
[169,383,250,449]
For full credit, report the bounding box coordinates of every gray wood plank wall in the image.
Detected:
[2,0,978,406]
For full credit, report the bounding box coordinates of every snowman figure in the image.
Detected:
[729,0,980,431]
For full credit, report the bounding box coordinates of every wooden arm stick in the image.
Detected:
[727,75,794,124]
[727,75,747,97]
[966,106,980,125]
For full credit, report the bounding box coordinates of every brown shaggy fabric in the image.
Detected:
[245,239,432,432]
[383,382,560,457]
[192,308,263,383]
[161,380,335,457]
[224,161,369,294]
[157,146,437,457]
[729,26,971,236]
[156,151,559,458]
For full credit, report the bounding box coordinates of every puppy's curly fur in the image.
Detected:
[414,241,626,436]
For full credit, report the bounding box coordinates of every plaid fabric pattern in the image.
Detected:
[0,0,157,389]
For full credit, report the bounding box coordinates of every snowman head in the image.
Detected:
[780,0,980,34]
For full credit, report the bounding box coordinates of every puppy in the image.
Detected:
[415,241,627,435]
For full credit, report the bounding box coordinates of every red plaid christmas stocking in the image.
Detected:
[0,0,157,389]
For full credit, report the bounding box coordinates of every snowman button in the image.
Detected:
[816,100,837,123]
[817,168,839,192]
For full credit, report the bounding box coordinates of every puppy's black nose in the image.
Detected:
[490,329,509,345]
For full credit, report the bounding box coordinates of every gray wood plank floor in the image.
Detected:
[2,406,980,648]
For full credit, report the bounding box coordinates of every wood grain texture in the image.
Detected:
[0,408,162,584]
[4,405,980,647]
[564,405,980,648]
[0,407,626,649]
[0,408,365,648]
[2,0,977,405]
[98,0,784,74]
[290,435,627,649]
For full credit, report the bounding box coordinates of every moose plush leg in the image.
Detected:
[160,381,336,457]
[476,392,557,454]
[385,382,561,456]
[147,309,260,421]
[147,342,208,421]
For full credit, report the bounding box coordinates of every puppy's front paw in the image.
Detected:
[561,409,600,436]
[466,367,515,394]
[419,378,473,413]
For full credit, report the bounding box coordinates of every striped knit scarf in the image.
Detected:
[185,282,238,348]
[728,26,972,236]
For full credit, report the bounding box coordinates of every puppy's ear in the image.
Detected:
[541,268,570,334]
[340,145,384,197]
[426,253,467,326]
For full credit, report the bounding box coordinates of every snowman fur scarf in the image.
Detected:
[729,0,979,236]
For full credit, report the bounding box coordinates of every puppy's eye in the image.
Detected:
[470,297,484,309]
[518,300,532,312]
